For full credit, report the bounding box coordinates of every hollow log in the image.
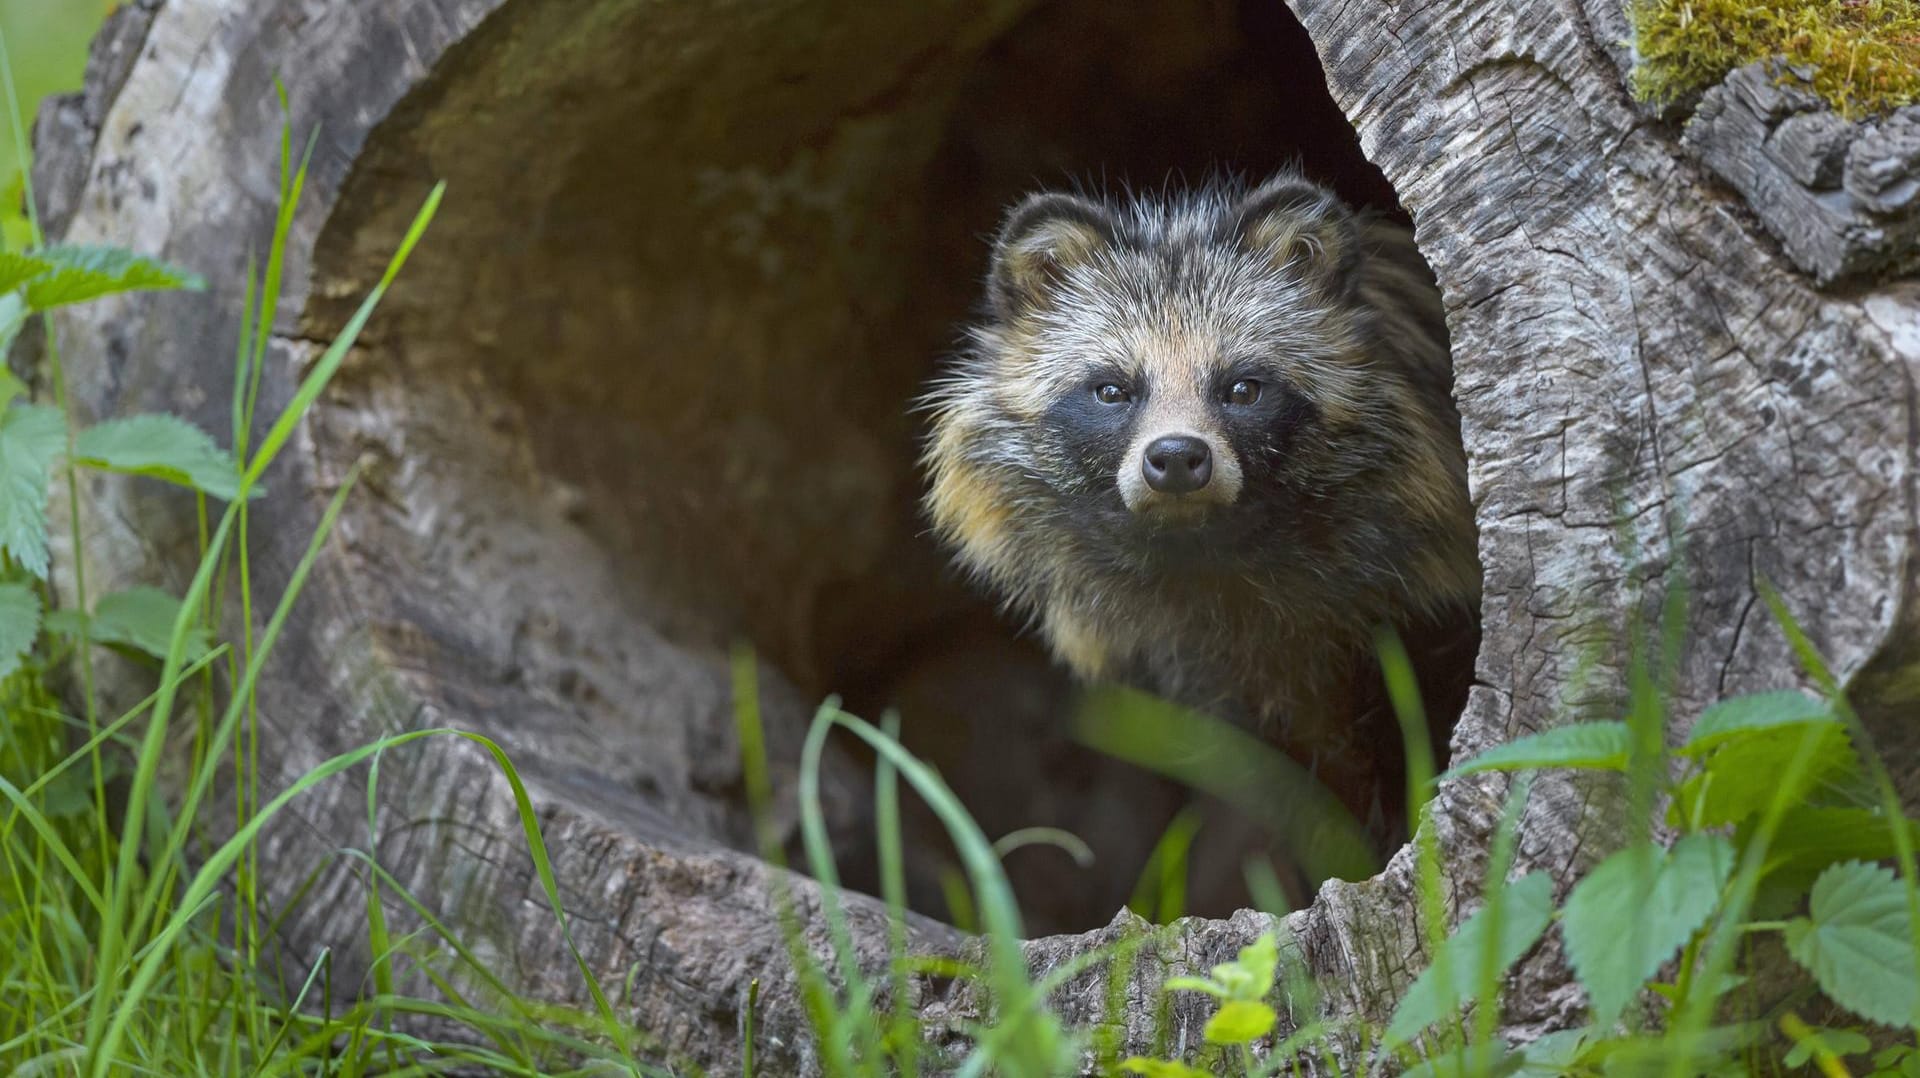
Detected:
[28,0,1920,1071]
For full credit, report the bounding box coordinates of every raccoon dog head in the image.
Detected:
[930,176,1392,565]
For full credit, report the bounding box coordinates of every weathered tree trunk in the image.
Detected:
[27,0,1920,1071]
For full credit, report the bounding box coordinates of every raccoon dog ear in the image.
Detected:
[1233,176,1363,300]
[988,193,1115,317]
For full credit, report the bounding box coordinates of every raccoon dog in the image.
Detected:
[920,173,1480,839]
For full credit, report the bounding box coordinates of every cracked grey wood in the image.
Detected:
[1685,63,1920,286]
[28,0,1920,1071]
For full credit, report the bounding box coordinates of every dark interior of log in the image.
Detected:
[302,0,1465,935]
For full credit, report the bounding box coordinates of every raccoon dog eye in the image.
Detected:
[1225,379,1262,406]
[1094,384,1133,405]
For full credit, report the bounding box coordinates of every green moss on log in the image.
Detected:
[1629,0,1920,119]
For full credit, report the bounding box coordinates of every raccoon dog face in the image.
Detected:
[939,178,1385,564]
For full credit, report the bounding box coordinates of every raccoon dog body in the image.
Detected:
[921,174,1479,831]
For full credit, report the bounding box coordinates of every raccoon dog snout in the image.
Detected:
[1142,435,1213,494]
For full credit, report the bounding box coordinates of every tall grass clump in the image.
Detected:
[0,58,660,1069]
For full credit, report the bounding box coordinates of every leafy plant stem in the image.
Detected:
[0,19,116,901]
[1762,581,1920,1032]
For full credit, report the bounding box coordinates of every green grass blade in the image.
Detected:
[0,774,106,914]
[796,701,884,1066]
[86,183,440,1074]
[82,496,242,1068]
[4,648,223,806]
[95,726,642,1075]
[876,710,917,1078]
[242,182,442,488]
[119,468,359,977]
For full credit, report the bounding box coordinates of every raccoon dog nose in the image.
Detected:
[1142,435,1213,494]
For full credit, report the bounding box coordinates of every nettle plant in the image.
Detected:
[1118,933,1345,1078]
[1112,598,1920,1077]
[0,247,229,681]
[1437,675,1920,1053]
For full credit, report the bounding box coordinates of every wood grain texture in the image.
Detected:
[1686,64,1920,285]
[28,0,1920,1070]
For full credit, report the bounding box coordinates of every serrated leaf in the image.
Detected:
[1443,722,1631,778]
[1562,834,1734,1028]
[1784,861,1920,1028]
[0,250,50,293]
[73,414,253,501]
[1386,871,1555,1046]
[0,403,67,578]
[1203,1000,1275,1045]
[0,579,40,679]
[84,586,211,662]
[1676,724,1859,828]
[24,245,205,310]
[1681,690,1835,756]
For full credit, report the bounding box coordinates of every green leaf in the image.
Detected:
[1203,1000,1276,1046]
[1207,932,1279,1000]
[0,363,24,409]
[0,403,68,578]
[1516,1027,1594,1076]
[0,250,51,293]
[40,609,84,637]
[1561,834,1734,1029]
[1784,861,1920,1028]
[1757,806,1920,890]
[1386,871,1555,1046]
[1123,1052,1214,1078]
[1675,724,1859,828]
[1874,1044,1920,1078]
[1681,690,1835,756]
[23,245,205,310]
[73,414,253,501]
[1443,722,1631,778]
[1783,1027,1872,1069]
[80,587,211,662]
[0,292,27,359]
[0,579,40,679]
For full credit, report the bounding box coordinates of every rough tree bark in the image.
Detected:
[25,0,1920,1072]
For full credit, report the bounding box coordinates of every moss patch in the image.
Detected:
[1629,0,1920,119]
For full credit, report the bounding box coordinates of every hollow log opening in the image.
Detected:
[302,0,1470,934]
